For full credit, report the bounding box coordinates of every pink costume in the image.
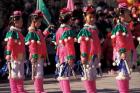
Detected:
[54,8,76,93]
[77,24,101,93]
[5,11,27,93]
[55,24,76,93]
[25,28,48,93]
[111,3,135,93]
[25,10,48,93]
[111,22,136,68]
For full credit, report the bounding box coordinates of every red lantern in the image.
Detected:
[127,0,135,5]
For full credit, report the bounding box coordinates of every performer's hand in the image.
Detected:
[112,62,116,66]
[46,24,55,32]
[48,24,54,28]
[31,58,37,64]
[6,55,11,61]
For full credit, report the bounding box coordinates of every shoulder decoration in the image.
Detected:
[5,30,19,41]
[25,32,40,45]
[111,23,127,39]
[60,30,76,43]
[77,28,92,43]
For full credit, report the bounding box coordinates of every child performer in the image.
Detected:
[55,8,76,93]
[111,3,135,93]
[77,6,101,93]
[25,10,48,93]
[113,48,131,93]
[5,11,27,93]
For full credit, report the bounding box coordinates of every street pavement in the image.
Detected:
[0,72,140,93]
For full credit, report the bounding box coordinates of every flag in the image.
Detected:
[37,0,51,23]
[67,0,75,11]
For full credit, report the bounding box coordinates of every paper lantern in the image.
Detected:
[127,0,135,5]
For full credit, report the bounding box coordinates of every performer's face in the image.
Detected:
[14,17,23,28]
[120,53,126,60]
[131,7,137,14]
[81,56,87,64]
[33,18,42,28]
[85,14,95,25]
[120,11,131,23]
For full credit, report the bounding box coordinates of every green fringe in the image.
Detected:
[119,48,126,54]
[112,24,127,35]
[67,55,75,60]
[81,53,87,57]
[25,32,40,43]
[5,50,11,55]
[5,31,19,39]
[61,30,76,40]
[77,28,91,39]
[32,54,38,59]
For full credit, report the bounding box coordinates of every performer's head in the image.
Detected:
[83,5,96,25]
[9,10,23,28]
[118,3,131,23]
[59,8,72,24]
[130,6,138,18]
[30,10,43,28]
[119,48,126,60]
[131,6,138,14]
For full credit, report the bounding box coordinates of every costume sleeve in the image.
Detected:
[77,28,91,58]
[61,30,76,61]
[25,32,40,59]
[5,31,19,56]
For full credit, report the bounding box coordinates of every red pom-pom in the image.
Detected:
[31,10,43,17]
[83,5,95,14]
[60,8,71,15]
[12,10,22,17]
